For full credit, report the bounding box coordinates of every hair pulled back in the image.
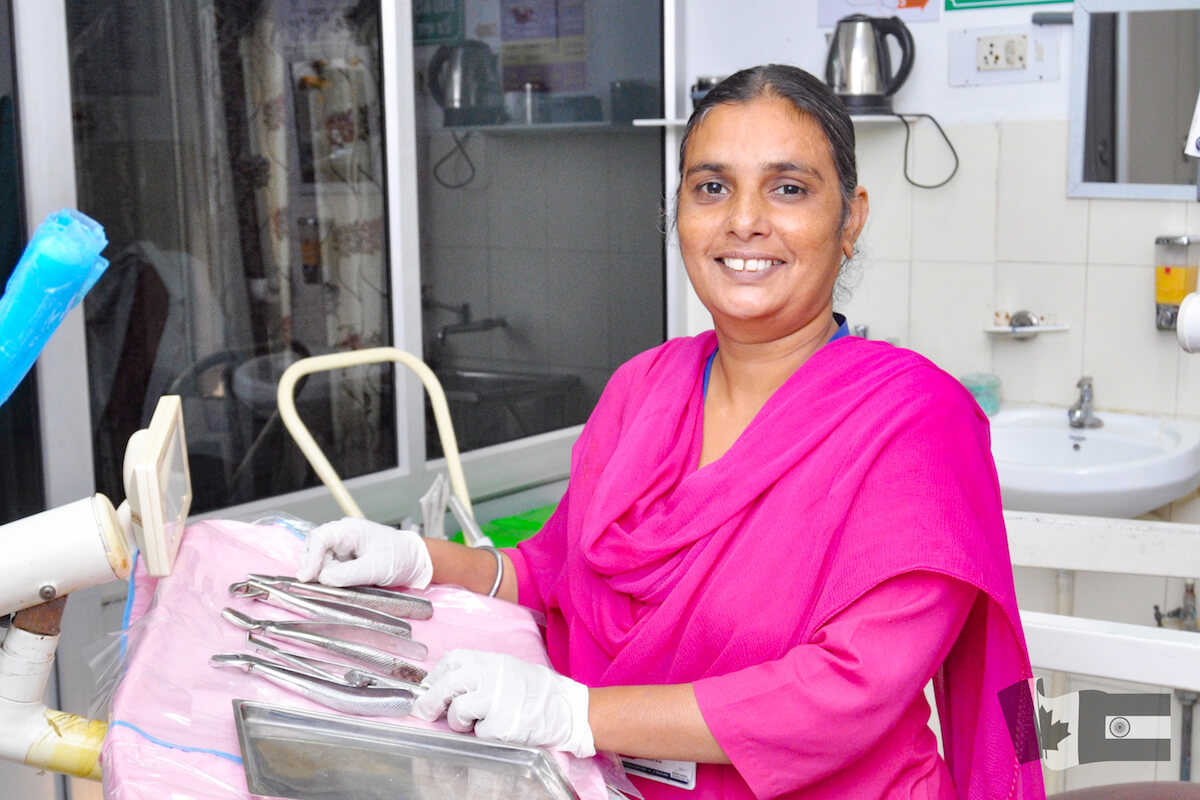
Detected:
[676,64,858,228]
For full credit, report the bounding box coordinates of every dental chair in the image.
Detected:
[275,346,475,522]
[1009,511,1200,797]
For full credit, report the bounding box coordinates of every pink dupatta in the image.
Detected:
[513,331,1043,798]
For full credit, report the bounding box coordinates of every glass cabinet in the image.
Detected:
[411,0,665,457]
[40,0,664,520]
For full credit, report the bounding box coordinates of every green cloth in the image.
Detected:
[450,504,556,548]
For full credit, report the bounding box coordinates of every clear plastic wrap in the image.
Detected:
[0,208,108,406]
[97,518,609,799]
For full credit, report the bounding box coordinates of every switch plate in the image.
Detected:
[977,33,1028,71]
[948,25,1060,87]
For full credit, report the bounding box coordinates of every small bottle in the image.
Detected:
[1155,235,1198,330]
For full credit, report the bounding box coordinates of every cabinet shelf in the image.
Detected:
[423,121,656,136]
[633,115,903,128]
[985,324,1070,339]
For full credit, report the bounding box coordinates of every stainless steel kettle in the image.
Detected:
[427,40,505,127]
[825,14,915,114]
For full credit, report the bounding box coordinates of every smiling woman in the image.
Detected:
[298,65,1045,800]
[678,98,865,346]
[675,87,870,467]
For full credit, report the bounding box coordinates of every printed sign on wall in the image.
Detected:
[818,0,941,26]
[946,0,1070,9]
[500,0,587,92]
[414,0,464,46]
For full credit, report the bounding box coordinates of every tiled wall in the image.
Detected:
[417,127,665,409]
[840,117,1200,523]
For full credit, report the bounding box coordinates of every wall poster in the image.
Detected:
[500,0,587,92]
[414,0,464,46]
[946,0,1069,8]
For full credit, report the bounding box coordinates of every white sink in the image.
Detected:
[989,406,1200,518]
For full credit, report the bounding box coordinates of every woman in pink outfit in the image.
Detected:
[299,65,1044,799]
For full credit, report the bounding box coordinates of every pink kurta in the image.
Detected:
[509,332,1043,799]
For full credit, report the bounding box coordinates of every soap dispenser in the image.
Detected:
[1155,235,1198,330]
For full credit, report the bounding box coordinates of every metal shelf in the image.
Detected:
[633,115,904,128]
[985,324,1070,339]
[423,121,653,135]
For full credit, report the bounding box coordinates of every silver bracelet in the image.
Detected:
[480,545,504,598]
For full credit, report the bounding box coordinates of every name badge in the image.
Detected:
[620,757,698,790]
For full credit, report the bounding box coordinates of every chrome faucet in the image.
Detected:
[423,284,508,344]
[437,316,507,343]
[1067,376,1103,429]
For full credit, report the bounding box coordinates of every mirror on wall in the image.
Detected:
[1069,0,1200,200]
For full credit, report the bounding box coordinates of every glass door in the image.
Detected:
[65,0,396,514]
[30,0,668,524]
[412,0,666,459]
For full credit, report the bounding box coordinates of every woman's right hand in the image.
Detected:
[296,517,434,589]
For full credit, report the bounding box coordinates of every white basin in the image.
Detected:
[989,406,1200,518]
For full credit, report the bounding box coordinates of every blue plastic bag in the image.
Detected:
[0,208,109,406]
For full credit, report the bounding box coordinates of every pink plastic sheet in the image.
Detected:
[100,519,608,800]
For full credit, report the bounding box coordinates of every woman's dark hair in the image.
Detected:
[675,64,858,230]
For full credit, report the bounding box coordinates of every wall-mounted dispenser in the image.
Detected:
[1155,236,1198,330]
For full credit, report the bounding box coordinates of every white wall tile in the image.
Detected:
[1012,566,1057,614]
[1082,265,1180,415]
[911,123,999,265]
[834,258,910,347]
[608,131,667,256]
[488,138,548,250]
[1176,346,1200,419]
[909,261,994,380]
[854,123,912,263]
[1167,489,1200,523]
[546,136,611,252]
[489,247,556,366]
[424,246,494,366]
[997,120,1090,266]
[992,262,1086,406]
[1073,572,1167,628]
[608,252,665,368]
[1087,199,1187,267]
[425,132,490,249]
[552,249,611,369]
[489,247,609,371]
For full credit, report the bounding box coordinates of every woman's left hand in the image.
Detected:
[412,649,595,758]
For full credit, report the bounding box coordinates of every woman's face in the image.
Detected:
[677,95,867,343]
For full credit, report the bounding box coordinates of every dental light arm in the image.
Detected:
[0,395,191,779]
[1187,87,1200,160]
[1177,91,1200,352]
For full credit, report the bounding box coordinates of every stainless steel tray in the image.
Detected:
[232,699,581,800]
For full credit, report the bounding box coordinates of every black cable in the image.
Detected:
[892,112,959,190]
[433,131,476,189]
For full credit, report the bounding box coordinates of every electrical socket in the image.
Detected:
[948,26,1058,87]
[977,33,1028,71]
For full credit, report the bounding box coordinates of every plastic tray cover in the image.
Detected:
[97,519,608,800]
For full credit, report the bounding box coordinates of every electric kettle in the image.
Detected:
[427,39,505,127]
[825,14,915,114]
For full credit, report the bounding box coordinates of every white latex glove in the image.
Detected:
[412,649,595,758]
[296,517,434,589]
